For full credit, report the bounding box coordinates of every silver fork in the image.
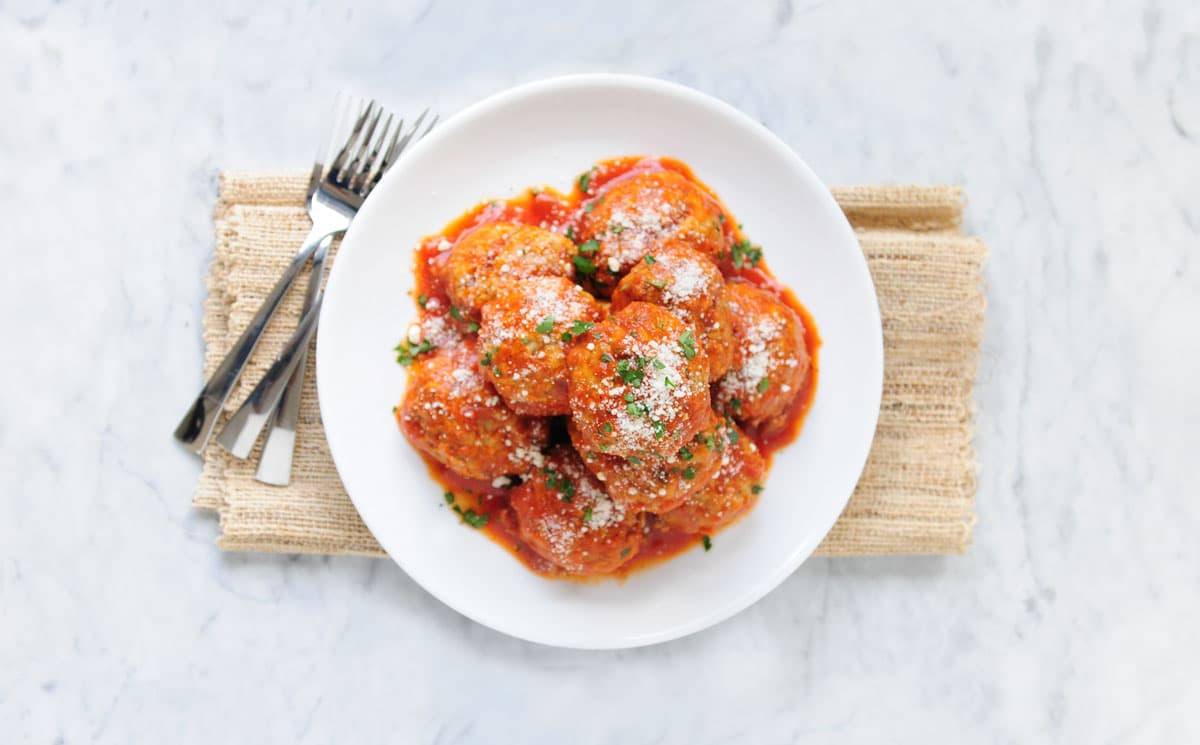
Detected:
[174,96,436,462]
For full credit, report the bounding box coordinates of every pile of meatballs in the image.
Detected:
[397,161,811,576]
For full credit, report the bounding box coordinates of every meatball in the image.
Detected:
[572,410,727,514]
[577,168,728,292]
[509,445,644,575]
[714,282,810,434]
[441,222,575,317]
[660,421,765,534]
[397,340,549,480]
[566,302,711,458]
[611,244,734,381]
[478,277,607,416]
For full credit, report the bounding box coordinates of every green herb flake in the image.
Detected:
[609,222,624,234]
[616,358,645,387]
[644,255,656,265]
[480,349,494,367]
[417,294,428,307]
[678,446,693,461]
[395,339,434,366]
[751,484,765,495]
[756,378,770,394]
[561,332,573,343]
[649,278,668,289]
[443,490,455,504]
[602,422,613,434]
[626,400,648,417]
[664,377,676,388]
[578,239,601,255]
[679,329,697,360]
[652,420,666,440]
[462,509,488,529]
[729,397,742,412]
[535,316,556,334]
[628,455,643,466]
[651,358,666,370]
[582,507,593,524]
[601,353,614,364]
[718,213,726,224]
[578,169,593,193]
[682,466,696,480]
[570,320,595,336]
[620,546,632,558]
[467,321,480,334]
[449,305,465,321]
[566,225,576,242]
[573,254,596,275]
[731,239,763,269]
[702,535,713,551]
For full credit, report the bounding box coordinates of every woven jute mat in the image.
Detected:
[193,173,986,556]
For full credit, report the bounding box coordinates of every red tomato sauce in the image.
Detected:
[405,156,821,580]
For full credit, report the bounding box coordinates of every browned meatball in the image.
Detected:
[577,169,728,292]
[660,421,765,534]
[715,282,810,434]
[477,276,607,416]
[571,410,728,514]
[441,222,575,317]
[397,340,549,480]
[566,302,711,458]
[509,445,644,575]
[611,244,734,381]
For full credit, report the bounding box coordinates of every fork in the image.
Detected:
[174,97,436,463]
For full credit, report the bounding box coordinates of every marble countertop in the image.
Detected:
[3,1,1198,742]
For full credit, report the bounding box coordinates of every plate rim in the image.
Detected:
[317,73,883,649]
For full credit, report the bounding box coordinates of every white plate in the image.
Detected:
[317,75,882,649]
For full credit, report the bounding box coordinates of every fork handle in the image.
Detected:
[254,235,338,484]
[173,226,329,454]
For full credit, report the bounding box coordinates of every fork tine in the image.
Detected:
[329,98,373,179]
[386,108,429,164]
[342,102,383,185]
[352,112,393,192]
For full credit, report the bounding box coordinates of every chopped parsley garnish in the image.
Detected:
[578,239,600,254]
[751,484,764,495]
[628,455,643,466]
[466,321,479,334]
[583,195,603,213]
[718,213,726,224]
[417,294,428,307]
[566,225,576,242]
[649,278,667,289]
[616,358,646,386]
[677,446,693,461]
[561,332,573,343]
[582,507,593,524]
[601,353,613,363]
[544,469,575,501]
[602,422,613,434]
[729,397,742,412]
[573,254,596,275]
[578,169,593,193]
[651,420,666,439]
[678,329,697,360]
[449,305,465,321]
[756,378,771,394]
[620,546,632,558]
[461,509,488,528]
[609,222,624,234]
[626,400,648,417]
[701,433,716,450]
[664,377,676,388]
[731,239,763,268]
[492,365,503,377]
[443,490,455,504]
[624,391,635,403]
[570,320,595,335]
[651,358,666,370]
[682,466,696,480]
[395,339,434,365]
[702,535,713,551]
[535,316,556,334]
[480,349,494,366]
[727,426,740,444]
[644,255,656,265]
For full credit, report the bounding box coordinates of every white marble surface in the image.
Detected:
[2,0,1198,742]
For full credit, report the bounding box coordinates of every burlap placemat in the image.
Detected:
[193,172,986,556]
